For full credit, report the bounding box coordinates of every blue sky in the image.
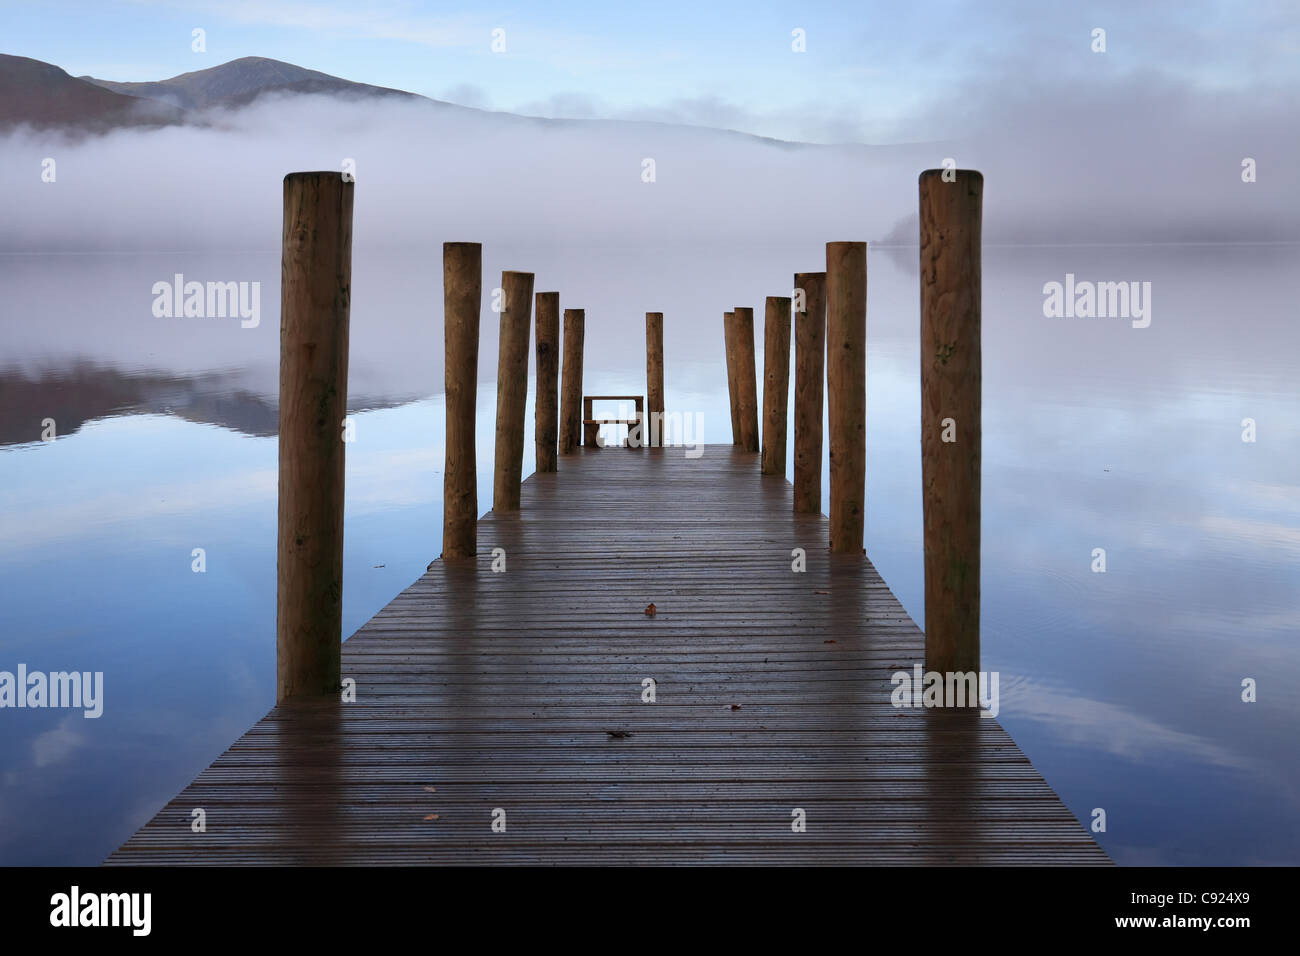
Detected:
[2,0,1298,142]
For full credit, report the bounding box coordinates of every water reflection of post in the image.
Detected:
[922,706,982,864]
[276,698,344,864]
[435,556,484,852]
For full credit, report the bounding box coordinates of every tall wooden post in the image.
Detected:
[761,296,792,475]
[646,311,664,447]
[442,242,482,560]
[733,307,759,453]
[535,292,560,472]
[493,270,534,509]
[277,171,353,702]
[723,311,740,444]
[559,308,585,453]
[793,272,826,513]
[920,169,982,674]
[826,242,866,553]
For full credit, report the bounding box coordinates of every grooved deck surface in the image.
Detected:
[108,445,1108,865]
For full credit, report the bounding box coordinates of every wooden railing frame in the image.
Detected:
[583,394,645,448]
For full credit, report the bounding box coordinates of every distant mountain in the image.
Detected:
[81,55,422,111]
[0,53,813,147]
[0,54,185,132]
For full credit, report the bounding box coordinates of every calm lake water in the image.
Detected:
[1,242,1296,865]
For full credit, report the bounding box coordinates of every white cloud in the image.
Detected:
[1002,676,1256,771]
[31,715,88,769]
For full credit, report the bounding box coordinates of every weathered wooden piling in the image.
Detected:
[723,311,740,444]
[646,311,664,447]
[919,169,982,674]
[733,307,759,453]
[535,292,560,472]
[276,171,353,702]
[761,296,792,475]
[559,308,585,454]
[493,271,535,509]
[441,242,482,560]
[793,271,826,513]
[826,242,866,553]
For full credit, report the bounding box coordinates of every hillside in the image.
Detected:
[0,53,185,131]
[81,55,421,111]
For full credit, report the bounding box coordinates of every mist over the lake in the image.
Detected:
[2,66,1297,256]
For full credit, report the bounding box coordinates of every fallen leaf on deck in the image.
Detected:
[644,603,657,616]
[424,814,439,821]
[729,704,742,711]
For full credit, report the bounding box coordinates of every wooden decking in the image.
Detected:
[108,445,1108,865]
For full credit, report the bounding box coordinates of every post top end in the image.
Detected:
[919,168,984,184]
[283,171,352,184]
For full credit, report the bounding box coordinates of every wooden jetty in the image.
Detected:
[107,169,1108,865]
[109,445,1104,865]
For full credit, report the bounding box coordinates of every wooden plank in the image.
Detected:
[108,445,1107,866]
